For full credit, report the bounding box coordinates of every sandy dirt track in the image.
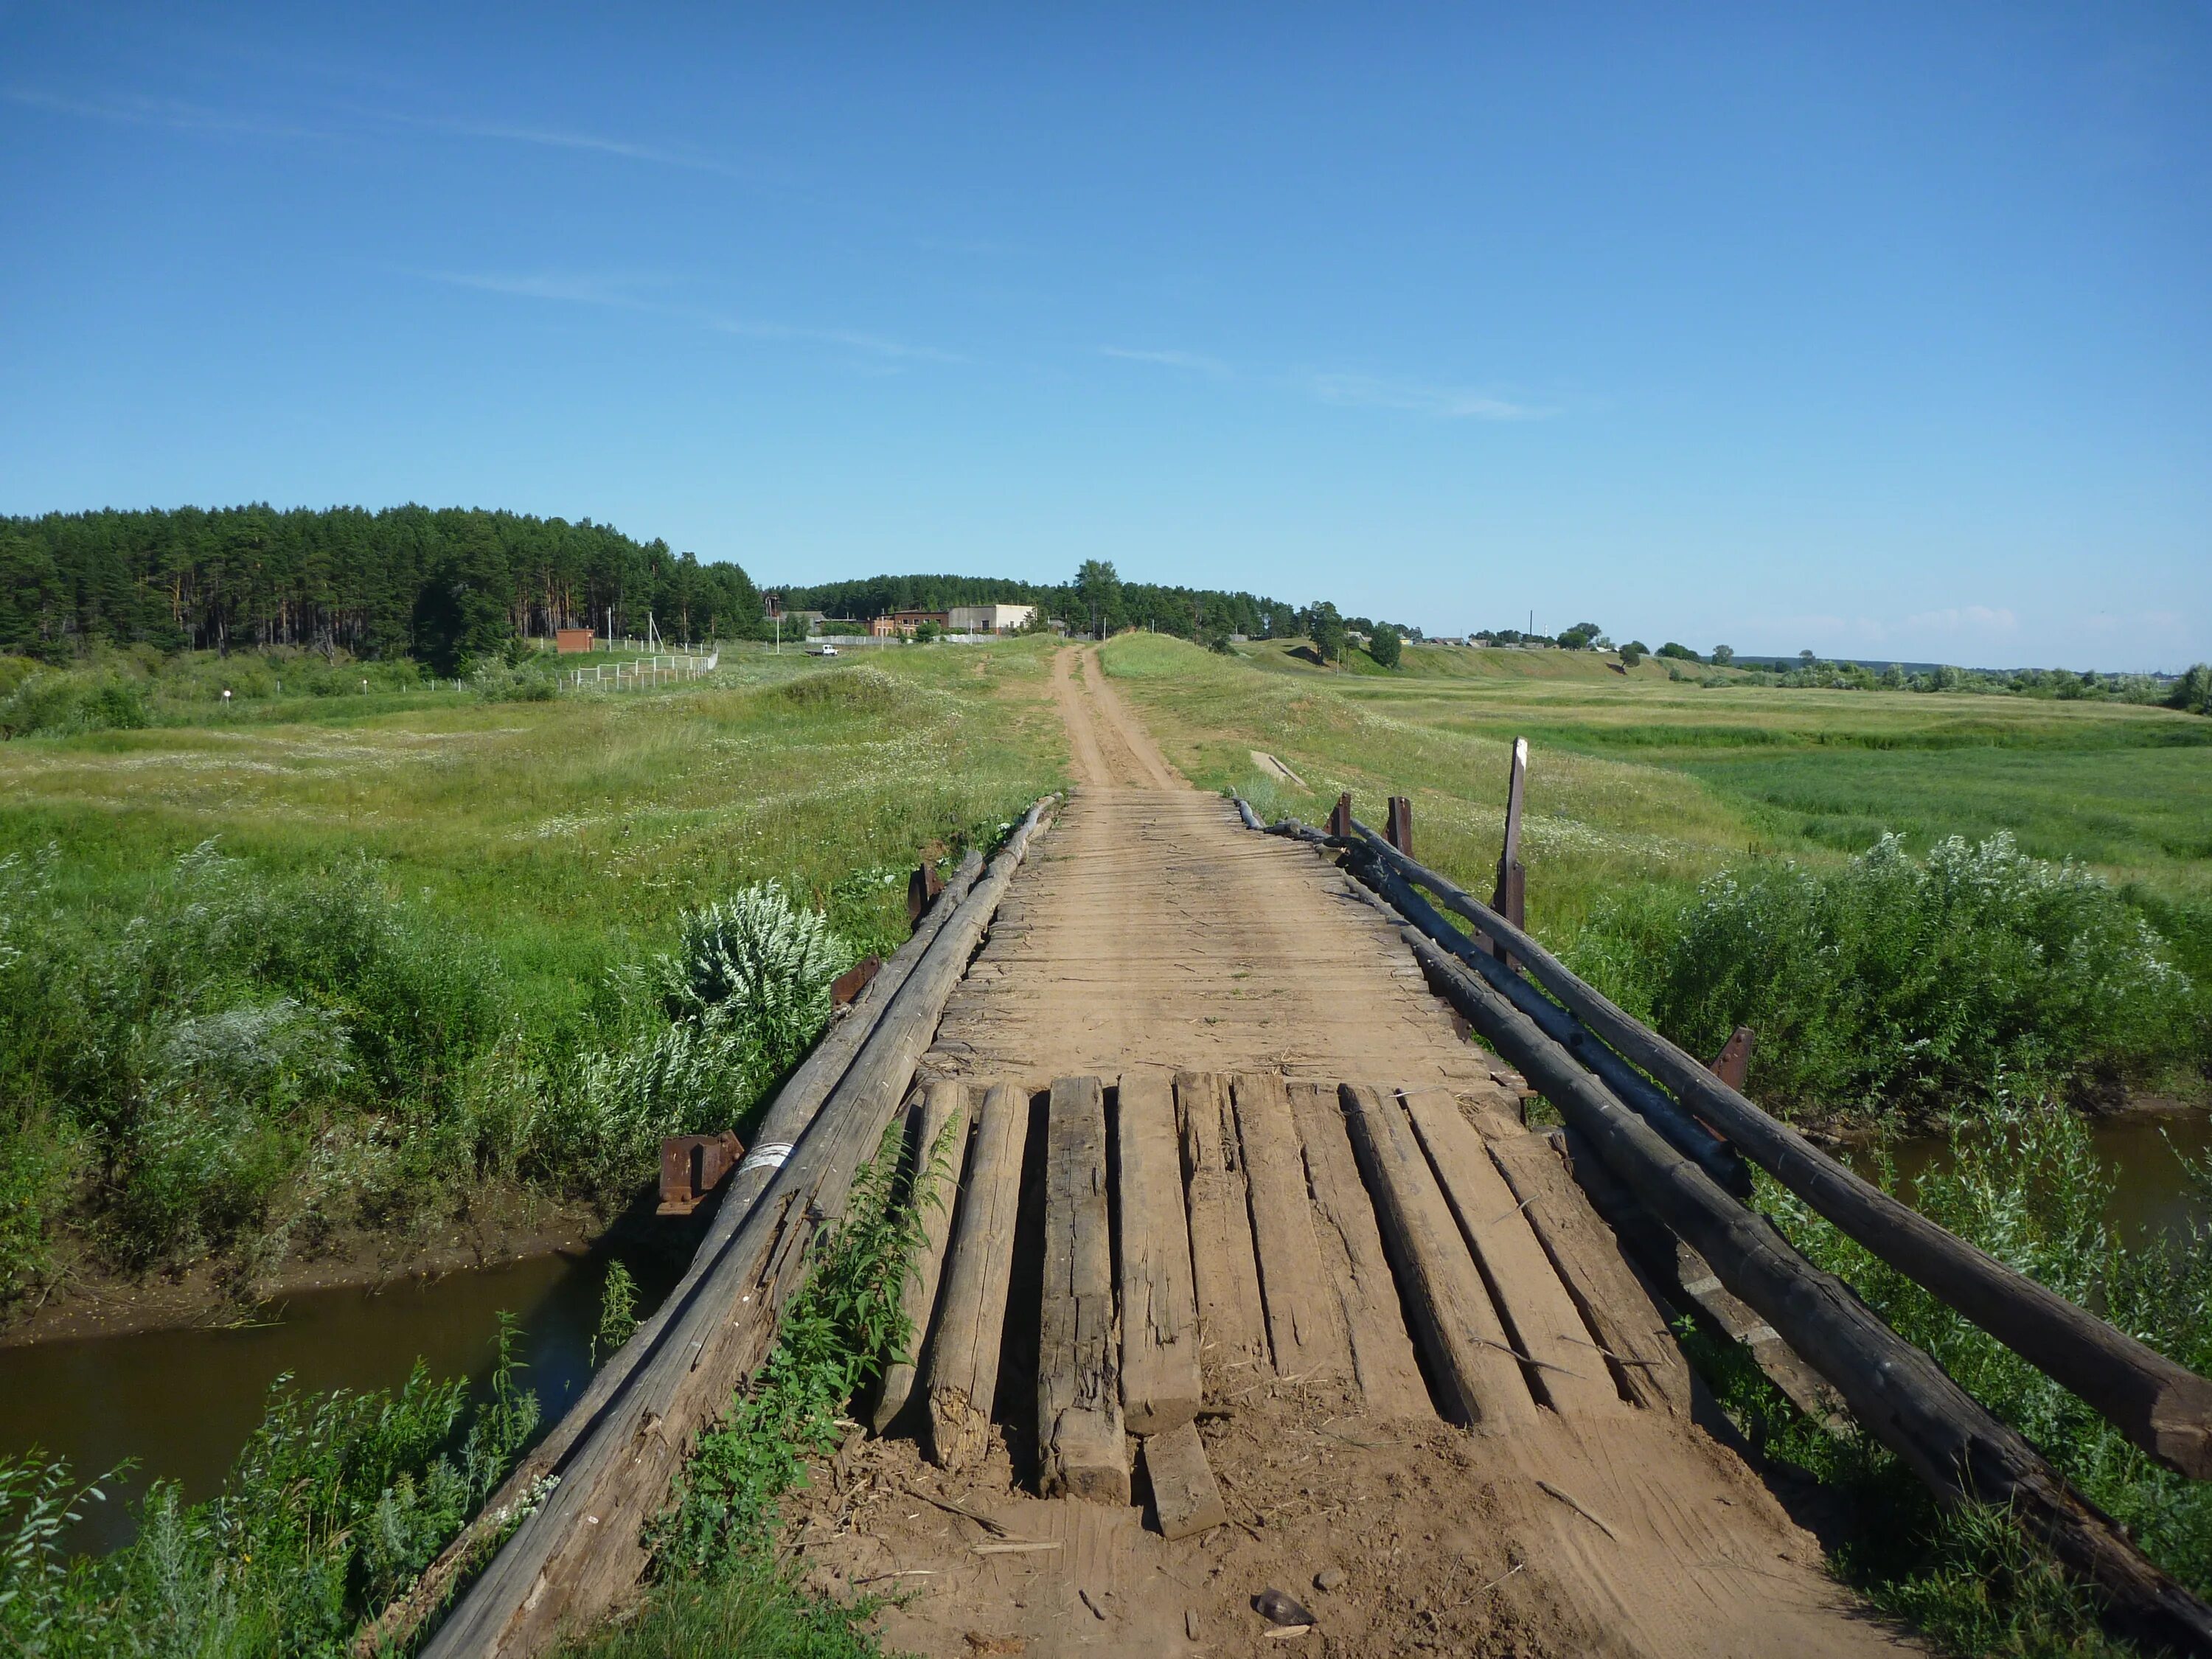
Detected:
[795,647,1909,1658]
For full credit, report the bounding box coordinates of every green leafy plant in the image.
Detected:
[1572,833,2197,1121]
[592,1260,640,1367]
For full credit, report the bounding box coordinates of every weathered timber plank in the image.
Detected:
[1175,1070,1270,1397]
[1143,1421,1228,1541]
[1338,1082,1537,1430]
[1116,1069,1204,1433]
[1399,1087,1624,1420]
[872,1079,971,1434]
[923,1081,1032,1472]
[1484,1130,1691,1414]
[1231,1073,1350,1382]
[1285,1080,1434,1419]
[1037,1075,1129,1503]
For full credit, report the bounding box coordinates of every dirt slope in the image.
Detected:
[799,647,1909,1658]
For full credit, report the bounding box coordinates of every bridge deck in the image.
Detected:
[780,651,1913,1657]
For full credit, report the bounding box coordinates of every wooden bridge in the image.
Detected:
[384,647,2212,1658]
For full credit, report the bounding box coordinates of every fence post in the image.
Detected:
[1385,796,1413,857]
[1490,737,1528,957]
[1329,792,1353,838]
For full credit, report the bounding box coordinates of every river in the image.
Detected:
[0,1245,678,1553]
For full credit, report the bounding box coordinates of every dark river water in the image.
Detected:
[1865,1109,2212,1248]
[0,1245,678,1553]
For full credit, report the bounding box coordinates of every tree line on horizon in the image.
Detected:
[0,504,770,672]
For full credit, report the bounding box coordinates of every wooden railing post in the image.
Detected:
[1328,792,1353,839]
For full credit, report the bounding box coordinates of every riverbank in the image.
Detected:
[0,1186,614,1349]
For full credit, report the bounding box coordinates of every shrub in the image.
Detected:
[527,884,849,1197]
[1572,833,2197,1120]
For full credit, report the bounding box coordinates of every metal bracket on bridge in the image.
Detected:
[1709,1026,1755,1093]
[658,1131,745,1217]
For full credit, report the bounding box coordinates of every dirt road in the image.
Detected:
[798,647,1907,1657]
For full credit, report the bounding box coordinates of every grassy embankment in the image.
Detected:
[0,638,1065,1310]
[1105,632,2212,1658]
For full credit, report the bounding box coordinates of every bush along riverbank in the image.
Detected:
[1572,834,2212,1654]
[1700,1097,2212,1657]
[0,841,863,1322]
[1570,831,2208,1130]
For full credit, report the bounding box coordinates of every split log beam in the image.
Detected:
[872,1079,971,1433]
[418,801,1053,1659]
[923,1082,1034,1471]
[1483,1131,1691,1414]
[1399,1087,1624,1419]
[1355,821,2212,1481]
[1116,1070,1204,1433]
[1284,1081,1434,1419]
[1176,1071,1270,1397]
[1037,1075,1129,1503]
[1338,1082,1537,1431]
[1143,1421,1228,1540]
[1400,930,2212,1658]
[1231,1073,1351,1383]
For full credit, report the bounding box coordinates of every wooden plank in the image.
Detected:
[1037,1075,1129,1503]
[1116,1069,1204,1433]
[1284,1080,1433,1419]
[1231,1073,1350,1382]
[1175,1070,1270,1397]
[923,1082,1032,1472]
[872,1079,971,1433]
[1337,1083,1537,1431]
[1399,1087,1624,1420]
[1484,1130,1691,1414]
[1142,1421,1228,1540]
[1354,822,2212,1481]
[1407,932,2212,1658]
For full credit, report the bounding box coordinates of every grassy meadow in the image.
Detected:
[0,639,1067,1305]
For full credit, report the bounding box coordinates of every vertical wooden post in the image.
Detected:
[1385,796,1413,856]
[907,862,945,931]
[1490,738,1528,956]
[1329,792,1353,839]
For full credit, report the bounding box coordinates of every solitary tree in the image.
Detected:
[1557,621,1603,650]
[1620,640,1648,667]
[1711,644,1735,665]
[1369,622,1403,669]
[1307,600,1348,663]
[2168,663,2212,715]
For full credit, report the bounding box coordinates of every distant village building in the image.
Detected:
[947,602,1037,636]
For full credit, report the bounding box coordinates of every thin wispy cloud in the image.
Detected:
[365,108,776,184]
[1307,372,1551,422]
[4,85,329,140]
[409,268,960,364]
[1100,346,1233,377]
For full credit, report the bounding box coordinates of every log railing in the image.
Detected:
[1234,772,2212,1655]
[380,799,1054,1659]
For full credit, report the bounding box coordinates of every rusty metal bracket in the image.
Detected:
[831,954,882,1007]
[906,862,946,931]
[658,1130,745,1217]
[1709,1026,1754,1093]
[1385,795,1413,857]
[1328,792,1354,839]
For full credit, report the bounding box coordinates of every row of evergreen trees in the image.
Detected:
[1,508,1332,672]
[1,505,770,672]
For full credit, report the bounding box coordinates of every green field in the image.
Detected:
[1108,633,2212,937]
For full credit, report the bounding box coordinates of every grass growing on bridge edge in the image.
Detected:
[550,1116,948,1659]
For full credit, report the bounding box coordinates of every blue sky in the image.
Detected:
[2,4,2205,669]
